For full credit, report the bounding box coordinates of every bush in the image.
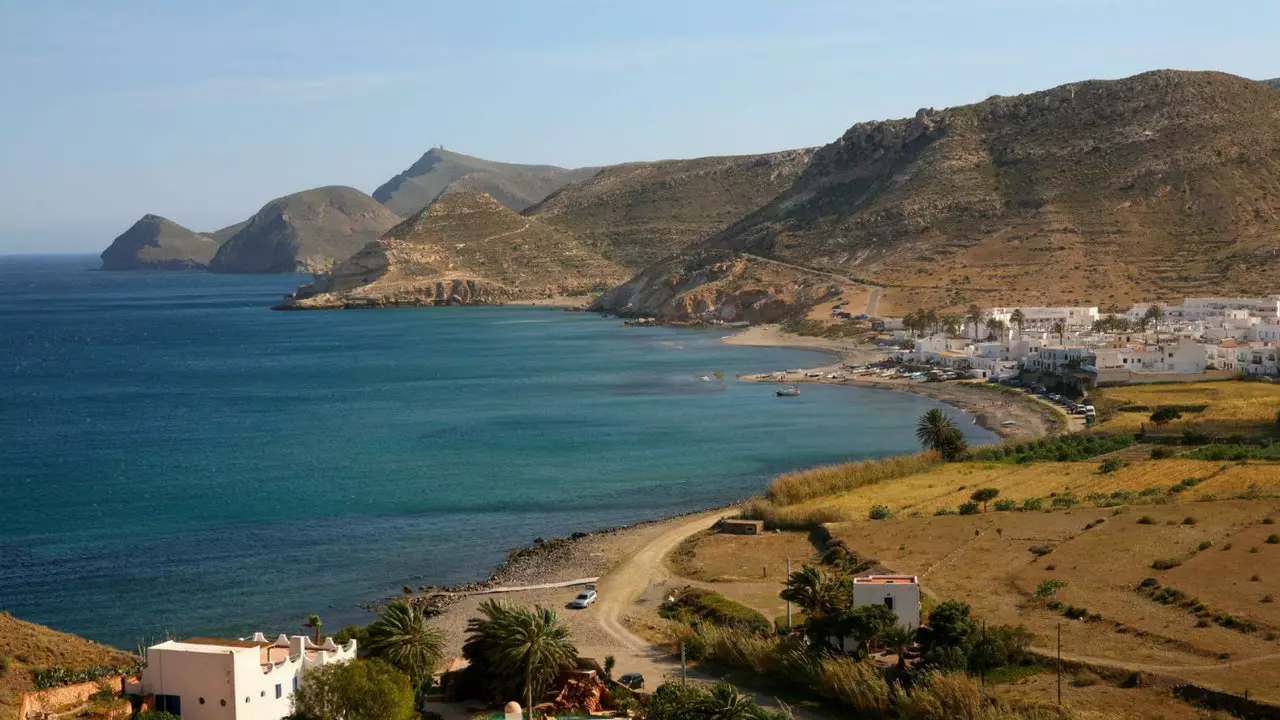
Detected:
[1152,558,1182,570]
[1198,541,1213,551]
[292,659,416,720]
[993,499,1017,512]
[33,662,144,690]
[739,500,847,530]
[1021,498,1044,511]
[1071,670,1102,687]
[969,434,1135,463]
[1267,534,1280,545]
[958,502,980,516]
[1150,407,1183,425]
[1139,577,1159,589]
[1051,495,1078,508]
[934,507,957,516]
[1028,545,1054,557]
[1265,517,1276,525]
[1150,446,1175,459]
[1170,477,1202,494]
[1063,606,1088,620]
[1182,516,1197,526]
[868,505,892,521]
[1137,516,1156,525]
[1098,458,1125,474]
[1034,579,1067,598]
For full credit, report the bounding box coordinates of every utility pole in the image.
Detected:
[1056,623,1062,712]
[680,642,687,686]
[785,557,793,629]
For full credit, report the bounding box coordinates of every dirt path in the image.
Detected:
[1031,646,1280,674]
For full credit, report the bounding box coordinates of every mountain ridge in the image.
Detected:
[597,69,1280,320]
[99,214,223,270]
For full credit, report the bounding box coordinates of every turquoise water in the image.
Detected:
[0,255,992,648]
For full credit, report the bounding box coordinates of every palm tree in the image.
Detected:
[303,614,323,644]
[943,315,962,337]
[916,409,967,461]
[922,309,940,336]
[1144,304,1165,345]
[367,601,445,695]
[465,601,577,720]
[1050,320,1067,347]
[881,625,917,672]
[966,305,984,341]
[902,310,920,338]
[1010,308,1026,339]
[780,565,849,617]
[984,318,1006,342]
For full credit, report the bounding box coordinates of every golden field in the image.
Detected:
[1094,381,1280,435]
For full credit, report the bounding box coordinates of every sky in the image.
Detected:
[1,0,1277,254]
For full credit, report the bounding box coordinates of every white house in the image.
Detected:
[853,575,921,630]
[989,306,1099,329]
[137,634,357,720]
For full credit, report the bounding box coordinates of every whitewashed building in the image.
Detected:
[137,634,357,720]
[989,306,1099,329]
[853,576,921,630]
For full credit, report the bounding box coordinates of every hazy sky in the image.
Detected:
[1,0,1276,254]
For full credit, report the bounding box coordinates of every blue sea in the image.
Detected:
[0,255,992,649]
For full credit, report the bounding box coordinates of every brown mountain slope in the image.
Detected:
[99,214,223,270]
[372,148,598,216]
[598,70,1280,320]
[1,612,137,720]
[526,150,816,270]
[202,219,248,244]
[280,192,628,309]
[209,186,400,274]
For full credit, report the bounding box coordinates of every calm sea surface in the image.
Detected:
[0,255,992,648]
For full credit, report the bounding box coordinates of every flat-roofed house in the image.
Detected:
[853,575,921,630]
[137,633,356,720]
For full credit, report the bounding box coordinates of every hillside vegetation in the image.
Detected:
[600,70,1280,319]
[283,191,628,308]
[372,148,599,216]
[209,186,400,274]
[1,613,137,720]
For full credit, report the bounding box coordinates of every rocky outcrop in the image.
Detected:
[372,148,598,216]
[209,186,400,274]
[279,191,627,309]
[600,70,1280,318]
[99,214,223,270]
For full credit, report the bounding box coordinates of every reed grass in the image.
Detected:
[739,499,848,529]
[766,452,942,506]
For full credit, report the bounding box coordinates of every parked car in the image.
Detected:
[569,588,598,609]
[618,673,645,689]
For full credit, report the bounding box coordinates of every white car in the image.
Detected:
[569,588,598,609]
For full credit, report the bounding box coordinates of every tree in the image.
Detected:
[966,305,984,341]
[837,604,899,657]
[943,315,962,337]
[463,601,578,718]
[881,625,917,672]
[1144,304,1166,345]
[303,614,324,644]
[645,681,785,720]
[366,601,444,698]
[1009,309,1026,339]
[780,565,850,617]
[970,488,999,513]
[983,317,1004,341]
[916,409,967,461]
[1150,407,1182,426]
[917,601,978,660]
[1136,314,1151,341]
[290,659,416,720]
[1050,320,1067,347]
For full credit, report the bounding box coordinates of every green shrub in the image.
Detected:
[1098,459,1125,474]
[1051,495,1078,508]
[1138,577,1159,589]
[1034,579,1067,598]
[1266,534,1280,545]
[1150,407,1182,425]
[868,505,892,520]
[1264,517,1276,525]
[1170,477,1202,494]
[1028,545,1054,557]
[1150,446,1175,459]
[1137,516,1156,525]
[958,502,980,515]
[1063,606,1088,620]
[1182,516,1197,526]
[34,663,144,690]
[993,499,1017,512]
[934,507,957,516]
[1046,600,1063,610]
[1152,558,1182,570]
[1198,541,1213,551]
[969,434,1135,463]
[1021,498,1044,511]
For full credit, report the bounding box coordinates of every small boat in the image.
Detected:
[776,384,800,397]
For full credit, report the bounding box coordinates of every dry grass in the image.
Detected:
[1094,381,1280,436]
[668,530,819,583]
[0,613,136,720]
[739,499,850,529]
[766,452,941,505]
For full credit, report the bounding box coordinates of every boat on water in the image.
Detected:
[776,384,800,397]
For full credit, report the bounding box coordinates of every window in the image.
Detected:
[199,697,206,705]
[276,684,283,699]
[220,699,227,707]
[884,596,895,610]
[293,676,299,692]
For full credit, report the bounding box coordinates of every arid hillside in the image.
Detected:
[372,148,599,216]
[281,191,628,308]
[599,70,1280,319]
[0,613,137,720]
[526,150,816,270]
[209,186,400,274]
[99,215,223,270]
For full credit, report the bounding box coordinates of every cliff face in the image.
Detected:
[598,70,1280,319]
[280,191,627,309]
[372,148,598,216]
[208,186,400,274]
[99,214,222,270]
[526,150,816,270]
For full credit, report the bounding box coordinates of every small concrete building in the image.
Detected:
[853,575,921,630]
[719,519,764,535]
[137,634,356,720]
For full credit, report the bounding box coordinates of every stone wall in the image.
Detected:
[18,675,133,720]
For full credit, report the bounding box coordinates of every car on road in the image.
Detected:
[569,588,598,609]
[618,673,645,689]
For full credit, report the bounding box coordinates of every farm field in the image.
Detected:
[1093,381,1280,436]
